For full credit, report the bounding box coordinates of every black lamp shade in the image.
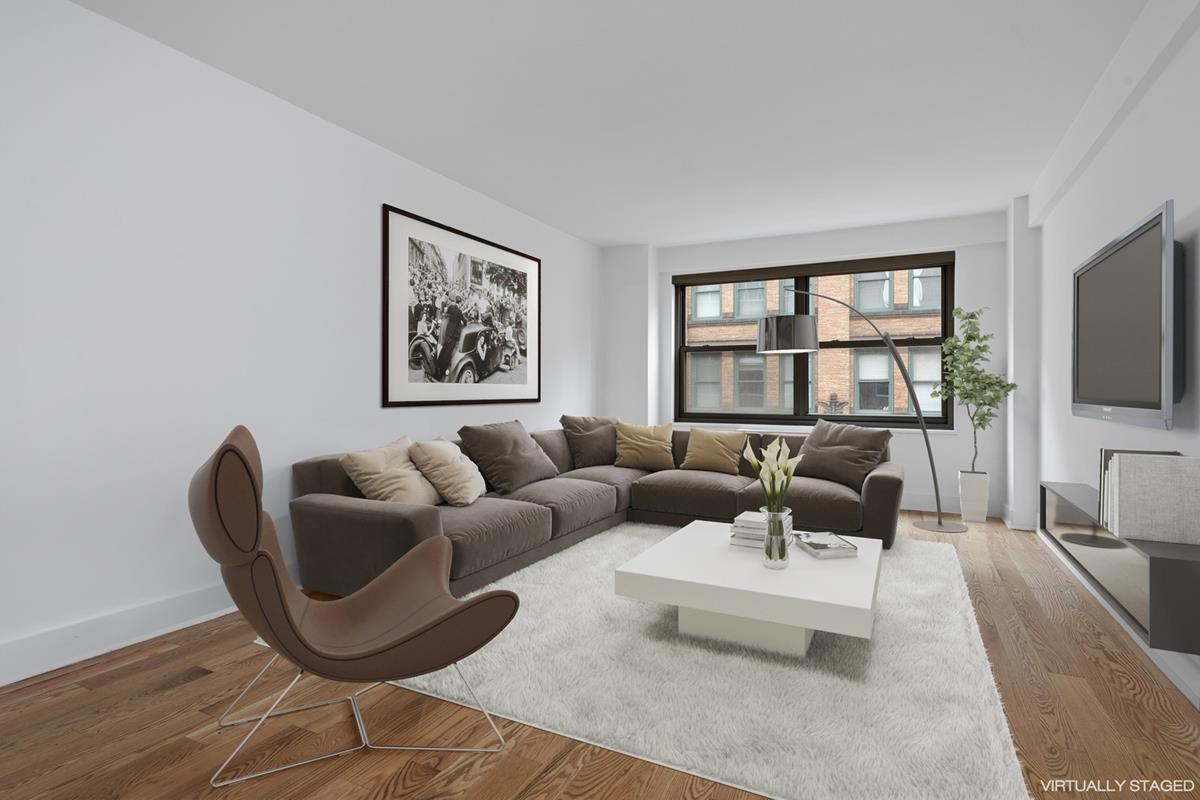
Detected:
[757,314,819,353]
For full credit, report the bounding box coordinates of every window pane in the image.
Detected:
[780,278,795,314]
[909,346,941,381]
[735,281,767,318]
[736,353,765,409]
[907,346,942,414]
[688,352,722,410]
[910,268,941,310]
[855,272,892,312]
[692,285,721,319]
[858,380,891,411]
[683,352,794,414]
[857,351,890,380]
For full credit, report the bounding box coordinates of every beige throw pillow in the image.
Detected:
[614,422,675,471]
[408,439,486,506]
[339,437,441,505]
[680,429,747,475]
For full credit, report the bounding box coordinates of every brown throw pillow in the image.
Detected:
[560,415,619,468]
[796,419,892,492]
[408,440,486,506]
[458,420,559,493]
[680,429,747,475]
[614,422,675,471]
[339,436,441,505]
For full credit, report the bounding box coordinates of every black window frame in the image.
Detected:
[674,251,955,430]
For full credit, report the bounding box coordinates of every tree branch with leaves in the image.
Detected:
[930,307,1016,473]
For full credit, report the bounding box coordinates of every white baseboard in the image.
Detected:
[0,581,235,687]
[903,492,1008,521]
[902,491,957,513]
[1001,504,1037,531]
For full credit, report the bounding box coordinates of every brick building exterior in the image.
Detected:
[683,270,942,417]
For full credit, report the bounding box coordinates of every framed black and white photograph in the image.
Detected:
[382,204,540,406]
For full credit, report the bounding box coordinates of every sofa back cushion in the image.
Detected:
[293,455,363,499]
[796,419,892,492]
[680,429,748,475]
[458,420,560,493]
[559,415,619,468]
[339,437,442,505]
[409,439,487,506]
[615,422,675,471]
[531,429,575,474]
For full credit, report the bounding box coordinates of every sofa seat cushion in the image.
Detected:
[559,465,651,511]
[737,476,862,532]
[438,497,552,579]
[632,470,755,519]
[493,477,617,538]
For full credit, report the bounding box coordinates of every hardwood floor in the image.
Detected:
[3,512,1199,799]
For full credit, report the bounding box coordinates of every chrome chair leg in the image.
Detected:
[210,654,503,787]
[210,668,366,787]
[216,652,355,728]
[352,662,506,753]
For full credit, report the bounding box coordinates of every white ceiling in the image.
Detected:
[74,0,1146,247]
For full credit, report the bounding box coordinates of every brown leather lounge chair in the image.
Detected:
[188,426,519,787]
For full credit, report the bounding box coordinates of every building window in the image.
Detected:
[910,268,941,311]
[780,278,795,314]
[734,281,767,318]
[854,271,892,313]
[691,352,723,409]
[908,346,942,413]
[735,353,765,410]
[692,284,722,320]
[855,351,892,412]
[780,353,794,407]
[674,258,952,428]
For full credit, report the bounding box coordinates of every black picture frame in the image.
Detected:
[381,204,542,407]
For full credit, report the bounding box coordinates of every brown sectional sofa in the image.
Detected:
[291,427,904,598]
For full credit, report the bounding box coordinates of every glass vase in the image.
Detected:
[760,507,792,569]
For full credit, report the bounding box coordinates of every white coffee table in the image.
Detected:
[614,520,882,657]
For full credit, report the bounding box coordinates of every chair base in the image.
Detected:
[211,653,505,788]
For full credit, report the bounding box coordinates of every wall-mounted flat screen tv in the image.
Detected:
[1073,201,1184,429]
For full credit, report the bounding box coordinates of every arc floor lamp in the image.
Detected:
[758,288,968,534]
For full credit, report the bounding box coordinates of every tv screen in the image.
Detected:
[1074,218,1163,409]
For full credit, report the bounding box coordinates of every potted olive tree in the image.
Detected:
[931,308,1016,523]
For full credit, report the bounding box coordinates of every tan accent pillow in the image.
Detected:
[614,422,675,471]
[408,439,486,506]
[339,437,442,505]
[680,429,748,475]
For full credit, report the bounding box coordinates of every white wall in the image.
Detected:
[646,213,1011,516]
[0,0,602,685]
[1039,21,1200,485]
[1005,197,1042,530]
[598,245,658,423]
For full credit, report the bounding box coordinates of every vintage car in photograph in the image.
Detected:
[411,323,518,383]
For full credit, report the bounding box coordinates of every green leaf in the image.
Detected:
[929,307,1017,461]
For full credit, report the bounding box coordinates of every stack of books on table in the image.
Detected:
[729,510,791,548]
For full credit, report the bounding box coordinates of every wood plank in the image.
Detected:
[4,512,1200,799]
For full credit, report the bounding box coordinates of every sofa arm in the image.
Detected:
[860,462,904,549]
[290,494,443,597]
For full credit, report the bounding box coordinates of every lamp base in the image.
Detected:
[913,519,969,534]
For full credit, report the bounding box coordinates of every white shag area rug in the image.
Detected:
[401,523,1028,800]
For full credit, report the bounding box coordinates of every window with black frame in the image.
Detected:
[675,253,954,428]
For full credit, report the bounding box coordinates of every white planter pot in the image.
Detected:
[958,471,989,523]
